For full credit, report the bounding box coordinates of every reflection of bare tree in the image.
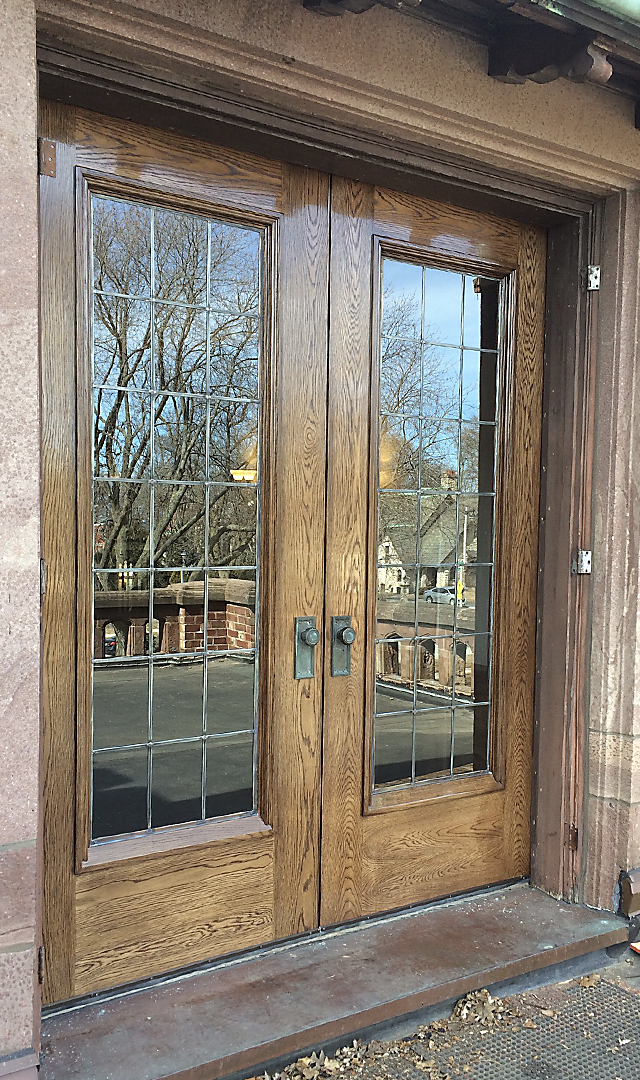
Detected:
[92,199,260,580]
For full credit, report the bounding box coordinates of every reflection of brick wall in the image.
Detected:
[180,604,255,651]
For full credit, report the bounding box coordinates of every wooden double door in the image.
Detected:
[41,102,545,1002]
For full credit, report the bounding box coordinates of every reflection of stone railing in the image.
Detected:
[94,577,256,658]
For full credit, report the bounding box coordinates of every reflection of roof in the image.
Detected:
[93,576,255,609]
[379,494,477,567]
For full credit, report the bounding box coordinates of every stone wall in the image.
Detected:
[0,0,40,1073]
[585,189,640,909]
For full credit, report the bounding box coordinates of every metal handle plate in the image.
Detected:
[331,615,356,676]
[294,617,320,679]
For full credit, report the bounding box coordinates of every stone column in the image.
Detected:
[585,189,640,910]
[0,0,40,1074]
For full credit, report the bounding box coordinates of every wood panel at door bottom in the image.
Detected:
[75,831,274,994]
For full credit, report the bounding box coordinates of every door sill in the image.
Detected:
[40,882,627,1080]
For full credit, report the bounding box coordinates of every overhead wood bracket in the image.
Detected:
[302,0,419,15]
[489,23,613,85]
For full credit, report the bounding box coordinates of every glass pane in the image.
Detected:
[375,636,415,712]
[93,296,151,389]
[424,268,463,347]
[377,569,416,641]
[417,580,457,636]
[94,389,151,480]
[90,199,264,842]
[210,400,259,484]
[93,571,150,659]
[416,637,454,701]
[378,493,418,560]
[374,712,413,788]
[153,397,207,481]
[382,259,422,340]
[210,318,260,400]
[374,254,502,795]
[462,350,497,424]
[209,224,260,314]
[153,483,206,568]
[419,494,459,565]
[453,705,489,773]
[151,740,203,828]
[379,415,420,490]
[458,563,492,637]
[92,197,151,298]
[380,337,421,416]
[463,276,499,352]
[92,748,148,839]
[152,658,204,742]
[460,423,495,493]
[93,482,150,570]
[205,733,254,817]
[422,346,461,419]
[455,633,492,707]
[421,419,460,491]
[208,486,257,566]
[153,578,206,656]
[414,707,453,779]
[207,571,256,649]
[207,653,255,734]
[93,660,149,750]
[154,306,207,395]
[154,209,208,306]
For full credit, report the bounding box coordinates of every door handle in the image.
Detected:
[331,615,356,676]
[294,616,320,679]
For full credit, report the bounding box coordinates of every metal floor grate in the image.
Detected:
[382,981,640,1080]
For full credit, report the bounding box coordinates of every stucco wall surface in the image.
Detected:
[37,0,640,195]
[0,0,40,1066]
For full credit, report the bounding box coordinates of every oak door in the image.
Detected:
[320,178,544,922]
[41,105,544,1005]
[41,102,330,1001]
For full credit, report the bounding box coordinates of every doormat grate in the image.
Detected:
[368,981,640,1080]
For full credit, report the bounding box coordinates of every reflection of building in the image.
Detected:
[378,493,478,595]
[94,579,256,658]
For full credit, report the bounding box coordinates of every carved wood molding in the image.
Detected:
[489,25,613,85]
[302,0,420,15]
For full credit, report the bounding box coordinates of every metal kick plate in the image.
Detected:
[331,615,354,677]
[294,616,318,679]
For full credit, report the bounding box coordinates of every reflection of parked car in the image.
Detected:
[104,627,117,657]
[423,585,462,606]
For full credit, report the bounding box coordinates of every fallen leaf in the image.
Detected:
[579,974,601,988]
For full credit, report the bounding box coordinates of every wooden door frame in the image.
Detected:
[37,49,597,916]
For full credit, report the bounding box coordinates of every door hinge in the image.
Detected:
[567,824,579,851]
[38,138,56,177]
[585,265,600,291]
[572,549,592,575]
[40,557,47,600]
[37,945,45,985]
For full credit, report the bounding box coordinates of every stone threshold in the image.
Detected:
[40,883,627,1080]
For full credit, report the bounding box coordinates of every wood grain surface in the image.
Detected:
[40,99,78,1005]
[42,107,328,999]
[319,177,374,925]
[75,833,274,993]
[374,188,520,272]
[75,109,282,214]
[320,182,545,925]
[264,164,329,939]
